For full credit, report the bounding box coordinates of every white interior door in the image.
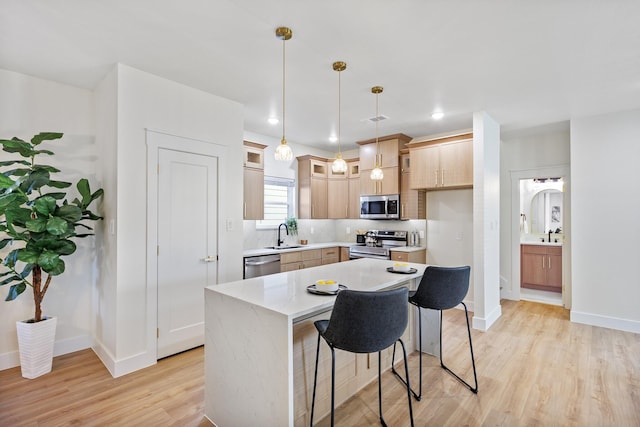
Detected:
[157,148,218,358]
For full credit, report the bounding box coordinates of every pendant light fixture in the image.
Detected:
[370,86,384,180]
[331,61,348,173]
[274,27,293,161]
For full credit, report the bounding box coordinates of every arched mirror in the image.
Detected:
[530,189,563,234]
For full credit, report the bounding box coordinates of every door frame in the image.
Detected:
[146,129,226,359]
[508,164,571,308]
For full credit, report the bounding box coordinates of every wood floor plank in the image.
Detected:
[0,300,638,426]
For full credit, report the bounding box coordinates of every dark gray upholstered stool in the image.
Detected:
[309,288,414,427]
[391,265,478,400]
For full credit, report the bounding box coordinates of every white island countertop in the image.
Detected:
[209,257,426,322]
[204,258,428,426]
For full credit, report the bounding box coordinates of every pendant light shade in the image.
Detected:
[274,27,293,161]
[370,86,384,180]
[331,61,348,173]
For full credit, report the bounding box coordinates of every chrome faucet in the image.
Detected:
[277,223,289,247]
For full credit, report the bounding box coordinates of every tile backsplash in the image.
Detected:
[243,219,426,250]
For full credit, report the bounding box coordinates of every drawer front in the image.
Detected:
[321,256,339,265]
[321,247,339,259]
[547,246,562,256]
[390,252,409,262]
[280,262,302,272]
[303,258,322,269]
[280,251,302,264]
[521,244,549,255]
[301,249,322,261]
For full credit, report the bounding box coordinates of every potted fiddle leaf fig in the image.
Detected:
[0,132,103,378]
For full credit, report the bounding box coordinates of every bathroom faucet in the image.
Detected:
[548,229,552,243]
[277,223,289,247]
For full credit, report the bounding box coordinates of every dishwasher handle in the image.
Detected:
[245,259,280,266]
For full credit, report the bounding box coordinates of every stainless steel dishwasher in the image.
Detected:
[243,254,281,279]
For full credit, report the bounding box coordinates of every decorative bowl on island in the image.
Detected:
[393,263,411,272]
[315,280,339,293]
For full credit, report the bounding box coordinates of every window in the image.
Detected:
[257,176,295,228]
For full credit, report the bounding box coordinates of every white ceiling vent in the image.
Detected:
[367,115,389,123]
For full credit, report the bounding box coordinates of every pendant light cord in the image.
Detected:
[338,67,342,156]
[282,38,286,142]
[375,91,380,166]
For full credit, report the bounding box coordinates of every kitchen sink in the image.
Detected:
[264,245,304,250]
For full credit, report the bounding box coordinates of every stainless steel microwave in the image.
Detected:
[360,194,400,219]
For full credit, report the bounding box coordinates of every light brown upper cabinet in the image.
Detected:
[359,167,399,195]
[347,160,360,219]
[357,134,411,196]
[408,133,473,190]
[400,152,426,219]
[298,156,328,219]
[243,141,267,220]
[327,178,348,219]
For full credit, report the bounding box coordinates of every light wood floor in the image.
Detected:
[1,300,639,426]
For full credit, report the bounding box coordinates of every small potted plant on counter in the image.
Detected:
[286,217,305,244]
[0,132,103,378]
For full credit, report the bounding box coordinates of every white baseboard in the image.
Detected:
[570,310,640,334]
[0,334,92,371]
[92,339,156,378]
[472,304,502,331]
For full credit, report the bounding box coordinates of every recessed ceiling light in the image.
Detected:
[268,117,279,125]
[329,135,338,143]
[431,111,444,120]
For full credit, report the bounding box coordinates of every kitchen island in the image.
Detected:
[204,258,429,426]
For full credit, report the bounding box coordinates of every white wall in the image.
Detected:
[0,69,97,370]
[92,64,244,376]
[570,108,640,333]
[472,112,501,330]
[426,190,474,301]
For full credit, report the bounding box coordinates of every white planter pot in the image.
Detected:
[16,316,57,379]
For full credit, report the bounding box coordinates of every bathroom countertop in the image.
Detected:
[520,241,563,247]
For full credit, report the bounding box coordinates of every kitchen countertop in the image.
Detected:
[243,242,426,257]
[208,257,426,321]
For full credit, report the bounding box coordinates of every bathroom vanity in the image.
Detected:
[520,243,562,293]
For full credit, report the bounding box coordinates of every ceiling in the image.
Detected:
[1,1,639,151]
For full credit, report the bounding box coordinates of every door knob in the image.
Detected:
[201,256,216,263]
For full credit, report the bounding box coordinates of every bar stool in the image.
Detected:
[309,288,414,427]
[391,265,478,400]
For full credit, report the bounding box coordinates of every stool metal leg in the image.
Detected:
[330,348,336,426]
[378,351,386,427]
[309,333,322,427]
[439,303,478,394]
[397,338,415,427]
[391,304,422,401]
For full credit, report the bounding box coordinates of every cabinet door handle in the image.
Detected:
[542,257,545,269]
[548,256,551,269]
[435,170,438,186]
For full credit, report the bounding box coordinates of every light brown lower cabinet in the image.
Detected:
[521,245,562,292]
[340,247,350,262]
[321,247,339,265]
[280,247,340,272]
[390,249,426,264]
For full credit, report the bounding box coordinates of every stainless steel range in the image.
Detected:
[349,230,407,260]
